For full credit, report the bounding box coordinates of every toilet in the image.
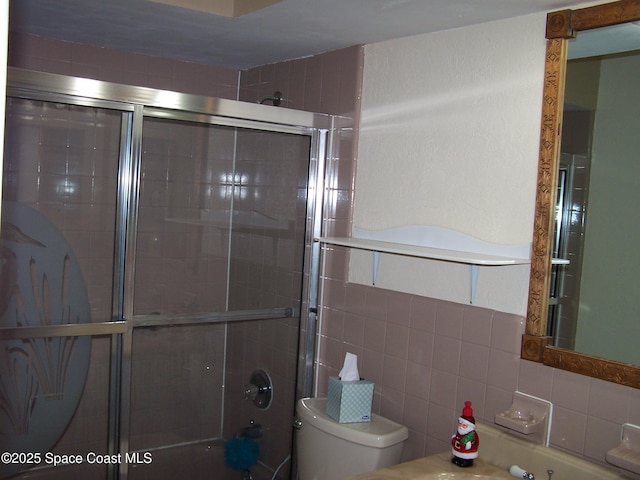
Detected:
[295,397,408,480]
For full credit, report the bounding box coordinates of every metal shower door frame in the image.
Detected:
[2,67,333,480]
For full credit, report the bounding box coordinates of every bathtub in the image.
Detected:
[126,440,285,480]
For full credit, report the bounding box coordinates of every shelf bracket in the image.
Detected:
[373,252,480,302]
[372,251,381,285]
[470,264,479,304]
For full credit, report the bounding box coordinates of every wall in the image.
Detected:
[350,14,544,315]
[7,33,239,99]
[239,46,363,119]
[238,46,364,474]
[6,15,640,478]
[3,34,243,480]
[223,129,318,472]
[5,31,364,479]
[238,45,363,241]
[306,11,640,476]
[4,33,313,480]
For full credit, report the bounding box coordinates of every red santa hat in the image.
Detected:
[459,401,475,426]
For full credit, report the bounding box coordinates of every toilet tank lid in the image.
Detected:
[297,397,408,448]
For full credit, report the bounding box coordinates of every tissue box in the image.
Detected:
[327,376,374,423]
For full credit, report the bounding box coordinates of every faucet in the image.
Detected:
[509,465,535,480]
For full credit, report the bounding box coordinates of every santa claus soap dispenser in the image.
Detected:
[451,401,479,468]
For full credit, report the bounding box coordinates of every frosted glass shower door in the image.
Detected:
[1,97,126,480]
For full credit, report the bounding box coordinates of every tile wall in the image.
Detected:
[238,44,363,241]
[222,129,315,474]
[316,247,640,471]
[5,33,263,480]
[8,33,239,99]
[247,43,640,475]
[239,45,363,119]
[234,45,364,477]
[5,33,364,479]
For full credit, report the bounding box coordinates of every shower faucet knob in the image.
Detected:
[243,369,273,410]
[243,384,260,400]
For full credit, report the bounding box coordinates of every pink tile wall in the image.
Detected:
[317,248,640,471]
[239,46,363,118]
[316,260,526,460]
[222,130,315,475]
[239,46,363,240]
[3,98,122,323]
[8,33,239,99]
[232,47,363,478]
[248,43,640,473]
[134,118,234,316]
[4,35,241,479]
[129,324,226,450]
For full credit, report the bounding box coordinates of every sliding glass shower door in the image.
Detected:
[1,69,330,480]
[127,115,314,480]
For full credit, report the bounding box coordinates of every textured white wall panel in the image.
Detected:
[351,13,549,314]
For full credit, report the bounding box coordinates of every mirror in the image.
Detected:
[522,0,640,388]
[554,28,640,364]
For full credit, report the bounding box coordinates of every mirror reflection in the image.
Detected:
[549,24,640,366]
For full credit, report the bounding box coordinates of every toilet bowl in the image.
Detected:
[295,397,408,480]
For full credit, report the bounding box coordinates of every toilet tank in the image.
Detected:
[295,397,408,480]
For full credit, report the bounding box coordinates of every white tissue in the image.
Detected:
[339,352,360,382]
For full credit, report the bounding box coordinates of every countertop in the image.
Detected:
[346,452,516,479]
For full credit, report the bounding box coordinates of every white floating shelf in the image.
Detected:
[316,236,530,266]
[316,226,532,304]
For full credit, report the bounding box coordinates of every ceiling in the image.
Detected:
[10,0,591,70]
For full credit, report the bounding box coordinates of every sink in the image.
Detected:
[346,451,515,479]
[350,471,506,480]
[348,422,624,480]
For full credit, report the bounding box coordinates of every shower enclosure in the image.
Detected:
[1,68,334,480]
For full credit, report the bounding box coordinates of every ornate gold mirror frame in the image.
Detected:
[522,0,640,388]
